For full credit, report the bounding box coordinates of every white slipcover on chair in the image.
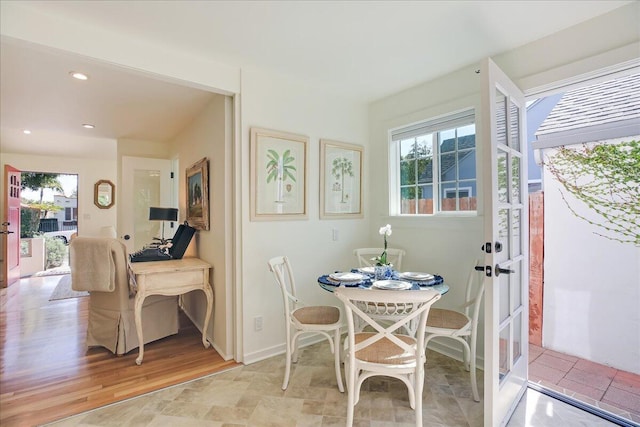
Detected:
[70,237,179,355]
[334,287,441,427]
[267,255,344,392]
[424,260,485,401]
[353,247,405,270]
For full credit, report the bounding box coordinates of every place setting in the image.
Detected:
[397,271,444,287]
[320,271,371,287]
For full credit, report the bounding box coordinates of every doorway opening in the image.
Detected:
[19,172,78,278]
[526,72,640,423]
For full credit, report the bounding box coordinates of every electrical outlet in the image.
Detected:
[332,228,339,241]
[254,316,263,331]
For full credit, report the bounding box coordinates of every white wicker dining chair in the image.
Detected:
[334,287,441,427]
[353,247,405,270]
[424,260,485,401]
[267,255,344,392]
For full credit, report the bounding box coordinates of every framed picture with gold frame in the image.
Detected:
[320,139,363,219]
[186,157,209,230]
[250,127,308,221]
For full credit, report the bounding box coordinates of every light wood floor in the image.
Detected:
[0,274,240,427]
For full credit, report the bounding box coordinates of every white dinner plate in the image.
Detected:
[329,272,366,282]
[359,266,376,274]
[399,272,434,281]
[372,280,412,290]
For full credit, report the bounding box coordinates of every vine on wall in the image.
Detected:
[545,140,639,246]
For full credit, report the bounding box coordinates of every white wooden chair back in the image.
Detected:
[268,255,299,317]
[353,247,405,270]
[267,255,344,392]
[423,259,484,402]
[334,287,440,427]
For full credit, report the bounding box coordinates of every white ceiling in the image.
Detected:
[0,1,631,150]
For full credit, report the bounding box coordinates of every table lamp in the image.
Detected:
[149,207,178,245]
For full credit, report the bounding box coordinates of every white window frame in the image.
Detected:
[389,109,477,216]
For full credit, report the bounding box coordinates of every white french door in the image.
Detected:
[121,156,173,253]
[481,58,529,426]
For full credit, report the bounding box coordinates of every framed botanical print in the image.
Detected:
[320,139,363,219]
[186,157,210,230]
[250,127,308,221]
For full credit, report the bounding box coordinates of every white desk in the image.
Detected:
[129,257,213,365]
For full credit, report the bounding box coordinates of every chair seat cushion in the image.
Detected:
[427,308,470,330]
[354,332,417,365]
[293,306,340,325]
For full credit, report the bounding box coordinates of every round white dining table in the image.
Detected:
[317,268,449,295]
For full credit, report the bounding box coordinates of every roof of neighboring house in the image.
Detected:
[536,73,640,138]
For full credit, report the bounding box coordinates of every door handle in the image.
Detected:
[495,264,515,277]
[0,230,14,235]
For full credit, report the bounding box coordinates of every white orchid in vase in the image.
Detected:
[373,224,393,266]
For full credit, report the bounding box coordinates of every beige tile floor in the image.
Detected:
[45,341,623,427]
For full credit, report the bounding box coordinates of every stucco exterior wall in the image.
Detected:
[541,140,640,374]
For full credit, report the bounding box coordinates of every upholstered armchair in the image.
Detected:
[69,237,179,355]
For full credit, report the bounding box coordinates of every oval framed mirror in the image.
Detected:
[94,179,115,209]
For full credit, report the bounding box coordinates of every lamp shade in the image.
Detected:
[149,207,178,221]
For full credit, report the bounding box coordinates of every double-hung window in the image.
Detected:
[392,110,477,215]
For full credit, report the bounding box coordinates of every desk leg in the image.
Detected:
[134,293,146,365]
[201,285,213,349]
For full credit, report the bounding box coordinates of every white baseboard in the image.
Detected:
[180,305,233,361]
[243,334,328,365]
[427,338,485,371]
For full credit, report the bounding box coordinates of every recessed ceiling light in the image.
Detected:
[70,71,89,80]
[82,124,95,129]
[23,129,31,135]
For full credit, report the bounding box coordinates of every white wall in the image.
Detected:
[0,151,118,238]
[240,66,369,362]
[541,142,640,374]
[169,95,235,360]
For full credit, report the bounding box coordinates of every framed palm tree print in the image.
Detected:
[320,139,363,219]
[250,127,308,221]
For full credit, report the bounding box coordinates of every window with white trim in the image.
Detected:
[392,110,477,215]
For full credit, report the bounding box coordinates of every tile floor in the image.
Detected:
[44,341,629,427]
[529,343,640,423]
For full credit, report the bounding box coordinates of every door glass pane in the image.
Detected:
[495,90,507,147]
[497,150,508,203]
[498,208,510,255]
[499,270,510,323]
[509,100,521,151]
[513,313,522,365]
[133,169,161,252]
[512,261,522,310]
[499,325,510,381]
[511,156,521,204]
[512,208,522,257]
